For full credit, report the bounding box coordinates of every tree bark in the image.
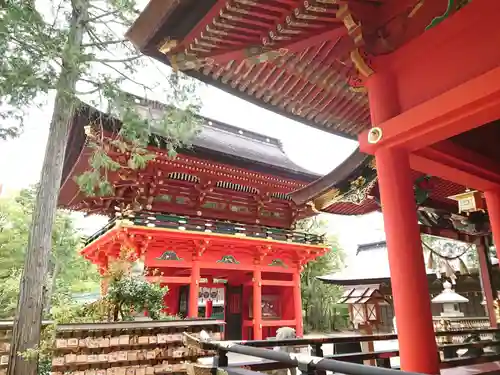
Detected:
[7,1,89,374]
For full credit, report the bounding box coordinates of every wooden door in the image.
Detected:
[225,285,243,340]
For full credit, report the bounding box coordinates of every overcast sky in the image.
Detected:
[0,83,385,257]
[0,0,385,257]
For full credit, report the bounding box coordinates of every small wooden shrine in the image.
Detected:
[320,241,500,333]
[58,98,328,341]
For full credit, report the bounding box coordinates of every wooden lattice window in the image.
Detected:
[351,304,365,323]
[366,304,377,321]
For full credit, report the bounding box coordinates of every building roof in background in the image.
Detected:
[318,241,496,286]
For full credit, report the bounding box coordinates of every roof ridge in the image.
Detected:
[127,93,286,148]
[356,240,387,254]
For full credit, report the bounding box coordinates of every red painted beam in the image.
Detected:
[146,276,191,284]
[409,142,500,191]
[359,65,500,154]
[206,27,347,65]
[244,280,294,287]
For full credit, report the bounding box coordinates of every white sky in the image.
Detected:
[0,0,385,257]
[0,84,385,257]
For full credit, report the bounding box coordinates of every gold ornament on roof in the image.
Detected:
[158,38,178,54]
[350,176,366,189]
[351,48,374,78]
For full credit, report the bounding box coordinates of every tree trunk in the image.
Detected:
[7,2,89,374]
[44,260,60,313]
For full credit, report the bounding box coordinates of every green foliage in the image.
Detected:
[296,216,347,333]
[107,275,168,321]
[0,0,202,194]
[0,187,100,319]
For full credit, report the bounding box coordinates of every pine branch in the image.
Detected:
[94,55,142,64]
[87,9,119,22]
[82,39,127,48]
[96,60,150,89]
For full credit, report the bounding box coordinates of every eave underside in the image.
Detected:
[127,0,456,139]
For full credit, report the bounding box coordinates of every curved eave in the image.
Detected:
[126,0,365,140]
[290,148,369,206]
[317,275,389,287]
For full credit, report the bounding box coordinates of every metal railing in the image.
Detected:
[83,211,325,246]
[184,328,500,375]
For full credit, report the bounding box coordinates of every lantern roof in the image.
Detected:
[126,0,461,139]
[431,281,469,304]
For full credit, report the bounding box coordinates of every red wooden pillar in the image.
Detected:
[188,260,200,318]
[253,268,263,340]
[293,270,303,337]
[368,68,439,374]
[376,148,439,374]
[485,190,500,261]
[205,299,213,318]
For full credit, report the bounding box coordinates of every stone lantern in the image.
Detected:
[432,281,469,317]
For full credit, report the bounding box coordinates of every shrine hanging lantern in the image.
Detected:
[448,190,485,214]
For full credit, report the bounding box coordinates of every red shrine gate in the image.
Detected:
[81,215,325,340]
[60,100,327,341]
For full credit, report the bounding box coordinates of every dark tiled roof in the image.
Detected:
[133,96,320,181]
[190,120,318,179]
[63,97,320,185]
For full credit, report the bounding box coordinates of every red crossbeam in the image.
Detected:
[205,26,347,65]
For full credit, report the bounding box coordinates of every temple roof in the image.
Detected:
[126,0,459,139]
[61,98,319,187]
[318,240,497,286]
[184,115,318,180]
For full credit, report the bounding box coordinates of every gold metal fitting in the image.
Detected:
[368,127,383,144]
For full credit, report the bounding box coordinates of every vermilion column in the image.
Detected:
[368,67,439,374]
[253,268,263,340]
[205,299,213,318]
[293,270,303,337]
[376,148,439,374]
[188,260,200,318]
[485,190,500,261]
